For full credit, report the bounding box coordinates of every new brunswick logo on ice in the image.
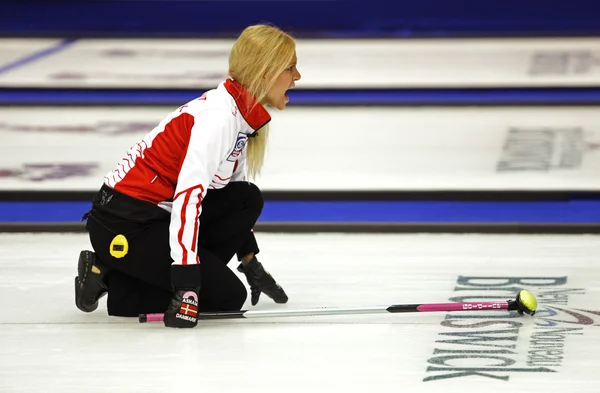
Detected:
[424,276,596,382]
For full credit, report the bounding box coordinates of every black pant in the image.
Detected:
[85,182,263,317]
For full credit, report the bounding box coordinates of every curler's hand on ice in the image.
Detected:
[164,265,201,328]
[164,289,200,328]
[238,255,288,306]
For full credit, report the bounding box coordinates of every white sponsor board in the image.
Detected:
[0,38,598,88]
[0,106,598,191]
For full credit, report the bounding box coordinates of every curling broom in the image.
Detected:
[139,289,537,323]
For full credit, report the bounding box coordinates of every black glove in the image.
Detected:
[164,264,201,328]
[238,256,288,306]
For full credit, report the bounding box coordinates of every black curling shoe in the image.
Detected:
[74,250,109,313]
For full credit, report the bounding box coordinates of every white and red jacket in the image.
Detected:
[103,78,270,267]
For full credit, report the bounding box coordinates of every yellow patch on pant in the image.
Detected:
[109,234,129,258]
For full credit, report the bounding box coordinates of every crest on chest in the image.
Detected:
[227,132,248,162]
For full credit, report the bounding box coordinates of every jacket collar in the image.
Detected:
[223,78,271,131]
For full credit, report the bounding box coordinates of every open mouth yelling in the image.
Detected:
[285,85,294,103]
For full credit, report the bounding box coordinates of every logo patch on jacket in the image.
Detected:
[227,133,248,162]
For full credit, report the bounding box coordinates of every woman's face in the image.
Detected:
[263,52,301,110]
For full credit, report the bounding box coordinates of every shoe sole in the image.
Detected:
[75,276,98,313]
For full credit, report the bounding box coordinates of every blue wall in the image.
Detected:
[2,200,600,225]
[2,0,600,37]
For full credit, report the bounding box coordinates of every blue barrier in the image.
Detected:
[2,88,600,106]
[1,0,600,37]
[2,200,599,224]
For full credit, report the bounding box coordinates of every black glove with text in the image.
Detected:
[238,256,288,306]
[164,264,201,328]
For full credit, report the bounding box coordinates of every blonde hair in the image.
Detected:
[229,24,296,179]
